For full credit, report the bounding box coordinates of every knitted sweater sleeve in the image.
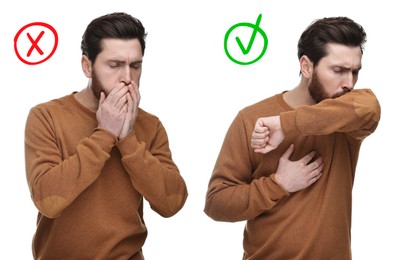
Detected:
[117,120,188,218]
[204,113,289,222]
[25,107,116,218]
[280,89,381,141]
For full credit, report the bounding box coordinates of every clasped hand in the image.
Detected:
[251,116,285,154]
[96,81,140,139]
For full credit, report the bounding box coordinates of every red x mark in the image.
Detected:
[14,22,58,65]
[27,31,45,57]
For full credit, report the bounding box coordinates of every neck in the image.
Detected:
[283,79,315,108]
[74,84,99,113]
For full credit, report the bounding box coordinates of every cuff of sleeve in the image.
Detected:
[91,128,117,152]
[117,131,139,156]
[268,174,290,199]
[280,110,300,138]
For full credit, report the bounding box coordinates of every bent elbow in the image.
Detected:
[364,96,381,132]
[204,196,236,223]
[359,89,381,121]
[154,192,188,218]
[34,195,69,219]
[203,204,223,222]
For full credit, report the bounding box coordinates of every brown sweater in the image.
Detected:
[25,93,188,260]
[204,89,380,260]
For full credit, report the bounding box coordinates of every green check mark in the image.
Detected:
[224,13,268,65]
[235,14,262,55]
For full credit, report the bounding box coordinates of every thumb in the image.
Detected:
[255,118,265,128]
[99,92,106,106]
[281,144,294,159]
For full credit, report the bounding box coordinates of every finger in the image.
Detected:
[119,102,128,114]
[127,83,135,99]
[306,162,324,183]
[252,130,269,139]
[254,143,277,154]
[107,82,126,97]
[114,94,128,109]
[127,82,140,109]
[251,135,268,144]
[251,136,269,148]
[281,144,294,159]
[99,92,106,105]
[308,172,323,185]
[106,84,128,105]
[310,164,323,180]
[253,119,264,133]
[307,156,323,171]
[254,147,272,154]
[134,85,141,107]
[126,92,134,113]
[301,151,317,165]
[255,118,267,127]
[128,86,137,107]
[253,126,269,135]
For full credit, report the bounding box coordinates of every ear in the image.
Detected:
[299,55,314,79]
[81,55,92,78]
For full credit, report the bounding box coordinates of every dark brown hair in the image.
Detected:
[81,12,147,63]
[297,17,366,66]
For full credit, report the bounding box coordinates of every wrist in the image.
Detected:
[273,173,289,193]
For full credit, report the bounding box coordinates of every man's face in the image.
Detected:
[308,43,362,103]
[90,38,143,100]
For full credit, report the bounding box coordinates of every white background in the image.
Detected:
[0,0,404,259]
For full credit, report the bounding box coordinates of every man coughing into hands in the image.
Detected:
[24,12,188,260]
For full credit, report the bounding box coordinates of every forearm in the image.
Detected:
[25,128,115,218]
[281,89,381,139]
[205,113,288,221]
[118,131,187,218]
[204,174,288,222]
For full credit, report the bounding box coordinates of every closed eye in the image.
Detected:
[108,61,124,68]
[130,61,142,69]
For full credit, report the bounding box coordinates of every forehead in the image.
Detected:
[98,38,142,61]
[320,43,362,68]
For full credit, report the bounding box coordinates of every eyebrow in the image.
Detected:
[333,65,362,72]
[108,59,143,65]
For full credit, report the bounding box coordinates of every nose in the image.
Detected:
[343,72,356,92]
[121,66,132,85]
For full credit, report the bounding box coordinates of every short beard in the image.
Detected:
[308,71,330,103]
[91,70,104,100]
